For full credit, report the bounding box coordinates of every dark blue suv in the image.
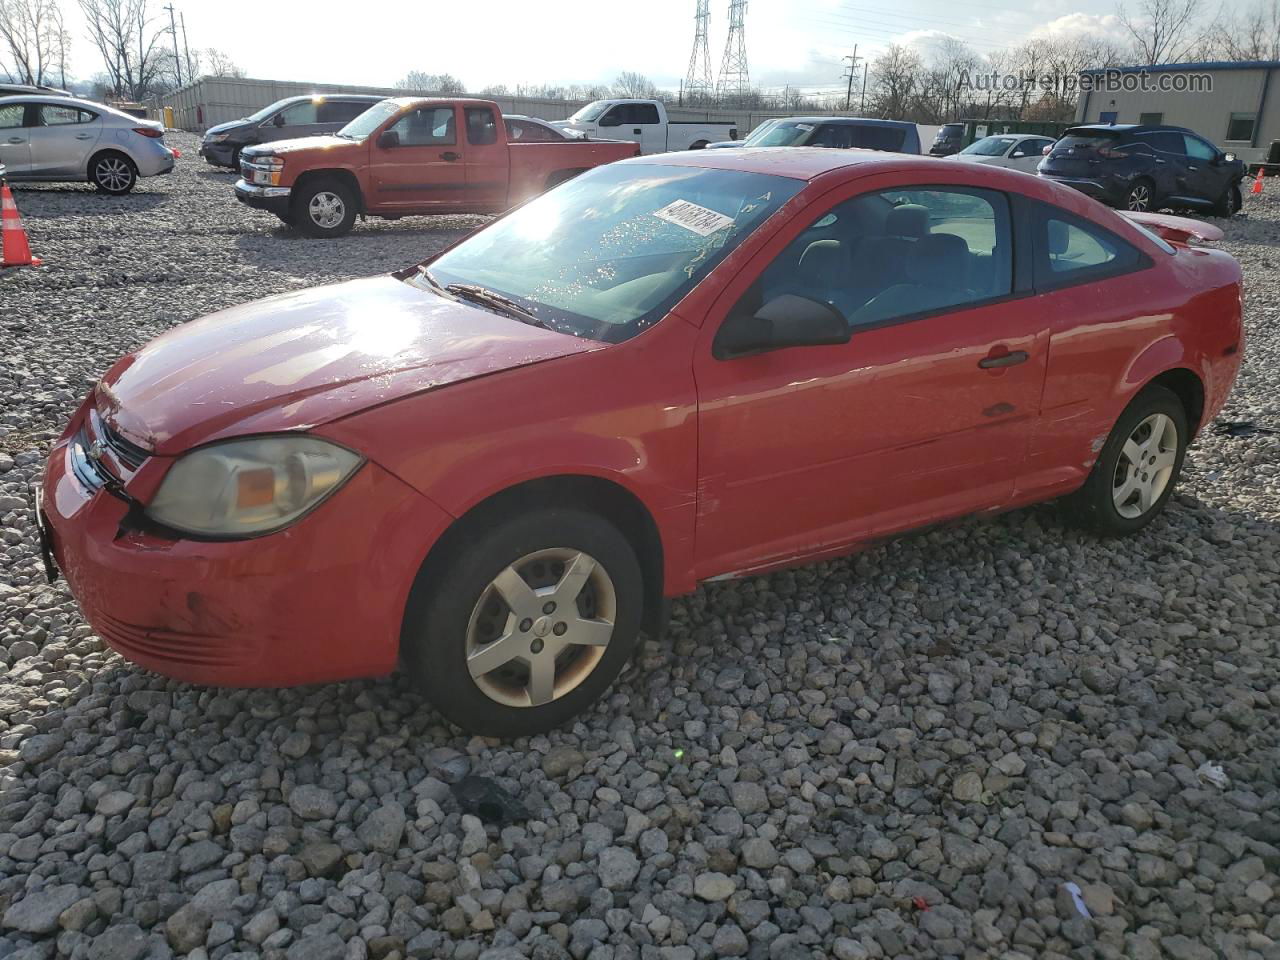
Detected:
[1038,124,1245,217]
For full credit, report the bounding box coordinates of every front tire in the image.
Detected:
[401,508,644,737]
[1062,384,1188,536]
[292,177,357,237]
[1124,177,1155,212]
[90,152,137,194]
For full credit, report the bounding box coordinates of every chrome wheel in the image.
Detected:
[1112,413,1178,519]
[307,191,346,230]
[1126,183,1151,211]
[465,548,617,708]
[95,157,132,192]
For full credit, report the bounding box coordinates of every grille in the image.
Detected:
[100,419,150,469]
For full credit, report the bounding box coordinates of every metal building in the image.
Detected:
[1075,61,1280,164]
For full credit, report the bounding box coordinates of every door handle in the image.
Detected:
[1187,165,1198,171]
[74,133,93,140]
[441,151,460,161]
[6,137,23,144]
[633,128,642,134]
[979,350,1029,369]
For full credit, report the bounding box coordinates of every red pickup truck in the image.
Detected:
[234,97,641,237]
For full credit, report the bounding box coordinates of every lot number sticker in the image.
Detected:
[654,199,736,237]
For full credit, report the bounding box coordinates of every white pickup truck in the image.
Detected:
[552,99,738,154]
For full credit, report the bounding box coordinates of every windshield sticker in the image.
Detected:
[795,124,814,131]
[654,199,736,237]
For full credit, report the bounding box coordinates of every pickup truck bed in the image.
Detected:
[235,97,640,237]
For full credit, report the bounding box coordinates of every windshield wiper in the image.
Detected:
[445,283,551,329]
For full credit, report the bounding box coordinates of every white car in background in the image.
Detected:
[0,94,175,194]
[947,134,1056,172]
[552,99,737,153]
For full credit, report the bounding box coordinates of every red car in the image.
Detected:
[37,149,1243,736]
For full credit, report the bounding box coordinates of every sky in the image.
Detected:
[59,0,1129,96]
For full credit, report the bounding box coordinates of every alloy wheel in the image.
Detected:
[464,548,617,708]
[1126,184,1151,211]
[308,191,346,230]
[95,158,132,192]
[1112,412,1178,518]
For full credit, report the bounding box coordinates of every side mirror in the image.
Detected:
[272,114,285,128]
[1222,152,1237,163]
[1011,151,1026,158]
[377,130,400,149]
[714,294,849,359]
[1042,145,1053,156]
[598,114,621,127]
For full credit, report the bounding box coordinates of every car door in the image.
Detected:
[261,99,317,145]
[1008,138,1049,172]
[1019,200,1162,497]
[367,104,467,210]
[0,102,31,175]
[462,105,508,210]
[1137,130,1187,197]
[1181,133,1225,202]
[691,179,1047,579]
[27,102,103,177]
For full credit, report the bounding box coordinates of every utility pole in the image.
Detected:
[164,4,182,87]
[180,12,193,81]
[842,46,860,112]
[861,62,868,113]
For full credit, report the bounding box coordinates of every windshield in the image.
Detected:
[339,100,402,139]
[961,136,1017,156]
[568,101,611,123]
[745,121,817,147]
[245,97,296,123]
[937,123,963,138]
[418,163,804,343]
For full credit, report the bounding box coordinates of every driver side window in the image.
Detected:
[745,187,1013,330]
[389,107,456,146]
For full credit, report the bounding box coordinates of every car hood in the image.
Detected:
[203,118,249,137]
[95,276,603,455]
[706,140,746,149]
[950,154,1001,163]
[242,135,353,157]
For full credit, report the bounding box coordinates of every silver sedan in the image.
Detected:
[0,95,176,194]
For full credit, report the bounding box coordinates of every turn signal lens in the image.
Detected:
[146,436,362,537]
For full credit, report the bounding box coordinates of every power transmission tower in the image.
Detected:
[716,0,749,104]
[684,0,714,105]
[164,4,182,87]
[842,47,861,111]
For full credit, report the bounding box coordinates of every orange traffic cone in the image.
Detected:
[1253,169,1265,195]
[1,181,41,269]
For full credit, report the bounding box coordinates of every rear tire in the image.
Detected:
[90,152,137,195]
[401,508,644,737]
[292,177,357,238]
[1124,177,1156,212]
[544,169,582,191]
[1061,385,1188,536]
[689,140,709,150]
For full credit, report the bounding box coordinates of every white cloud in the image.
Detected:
[1031,12,1123,42]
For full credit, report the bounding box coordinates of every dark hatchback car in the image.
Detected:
[710,117,920,154]
[198,94,386,169]
[1038,124,1245,216]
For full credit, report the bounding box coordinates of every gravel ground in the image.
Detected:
[1,133,1278,960]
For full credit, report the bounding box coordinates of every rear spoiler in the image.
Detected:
[1119,210,1223,244]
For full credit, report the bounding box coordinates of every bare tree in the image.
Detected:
[79,0,168,99]
[396,70,465,94]
[1204,0,1280,59]
[867,44,921,120]
[611,71,657,98]
[0,0,64,85]
[202,47,243,78]
[1116,0,1203,63]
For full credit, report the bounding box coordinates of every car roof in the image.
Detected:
[0,94,114,109]
[773,116,915,129]
[1067,123,1195,136]
[618,146,989,181]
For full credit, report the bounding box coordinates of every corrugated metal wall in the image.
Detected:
[1074,66,1277,163]
[161,75,875,139]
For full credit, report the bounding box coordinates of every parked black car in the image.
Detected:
[928,122,965,156]
[1038,123,1245,216]
[198,94,387,169]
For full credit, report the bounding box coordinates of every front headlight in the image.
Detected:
[207,132,231,143]
[146,436,362,537]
